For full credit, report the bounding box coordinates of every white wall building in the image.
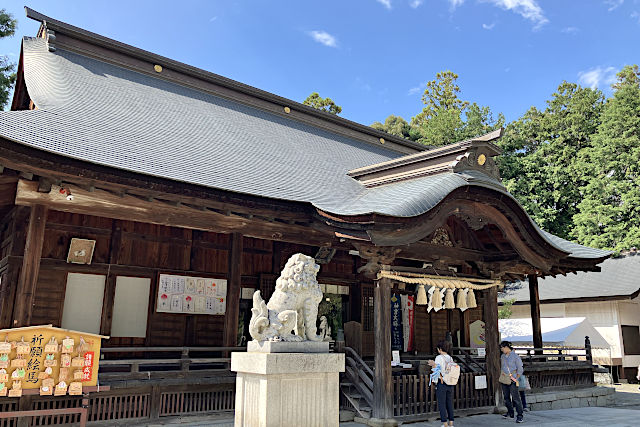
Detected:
[501,252,640,382]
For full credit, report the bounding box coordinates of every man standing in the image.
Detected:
[500,341,524,423]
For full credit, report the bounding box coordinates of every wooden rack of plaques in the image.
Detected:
[0,325,109,427]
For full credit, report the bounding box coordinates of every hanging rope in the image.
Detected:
[378,270,501,290]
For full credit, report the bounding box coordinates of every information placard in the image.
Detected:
[156,274,227,315]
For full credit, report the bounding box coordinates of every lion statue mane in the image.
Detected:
[249,253,329,342]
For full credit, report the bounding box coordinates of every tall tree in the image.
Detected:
[303,92,342,115]
[0,9,17,109]
[572,65,640,251]
[498,82,605,239]
[410,71,502,146]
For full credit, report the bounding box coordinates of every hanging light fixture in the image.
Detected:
[416,284,428,305]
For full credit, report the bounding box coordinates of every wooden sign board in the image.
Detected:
[0,325,107,391]
[156,274,227,315]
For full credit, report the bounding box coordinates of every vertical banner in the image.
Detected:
[401,295,408,352]
[391,293,403,351]
[407,295,415,352]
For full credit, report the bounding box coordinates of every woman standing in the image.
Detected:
[429,340,455,427]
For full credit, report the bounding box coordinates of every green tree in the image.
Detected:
[572,65,640,251]
[303,92,342,115]
[410,71,502,146]
[497,82,605,238]
[371,114,416,140]
[0,9,17,109]
[498,299,515,319]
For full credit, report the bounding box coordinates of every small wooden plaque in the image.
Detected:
[67,238,96,265]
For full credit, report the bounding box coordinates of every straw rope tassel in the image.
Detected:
[416,284,428,305]
[444,288,455,309]
[432,287,442,311]
[467,288,477,308]
[457,288,468,311]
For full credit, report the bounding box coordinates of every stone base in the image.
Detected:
[247,340,329,353]
[232,351,345,427]
[525,386,615,412]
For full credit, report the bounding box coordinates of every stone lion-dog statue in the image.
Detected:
[249,253,329,342]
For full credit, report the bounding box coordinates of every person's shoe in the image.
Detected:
[523,407,530,412]
[502,413,514,419]
[516,416,524,423]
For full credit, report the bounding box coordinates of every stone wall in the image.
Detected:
[525,386,615,411]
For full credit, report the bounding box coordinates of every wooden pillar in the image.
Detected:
[528,274,543,354]
[224,233,243,348]
[483,286,500,406]
[13,204,48,327]
[373,275,394,420]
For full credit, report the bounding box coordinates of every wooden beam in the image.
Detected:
[528,274,543,354]
[372,275,394,421]
[13,204,48,326]
[483,286,500,409]
[14,179,338,248]
[223,233,243,348]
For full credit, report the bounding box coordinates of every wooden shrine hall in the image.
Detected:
[0,8,610,425]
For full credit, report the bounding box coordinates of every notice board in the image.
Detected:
[156,274,227,315]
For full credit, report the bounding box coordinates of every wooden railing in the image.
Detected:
[99,346,246,386]
[340,347,375,418]
[393,372,494,419]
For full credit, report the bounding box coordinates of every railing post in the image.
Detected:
[181,348,190,372]
[150,385,161,420]
[585,336,592,363]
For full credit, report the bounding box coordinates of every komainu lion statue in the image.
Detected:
[249,253,328,342]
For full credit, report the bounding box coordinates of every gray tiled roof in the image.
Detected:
[0,38,610,261]
[501,254,640,302]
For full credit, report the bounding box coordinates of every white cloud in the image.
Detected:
[209,16,218,22]
[307,31,338,48]
[410,0,424,8]
[561,26,579,34]
[605,0,624,11]
[482,22,496,29]
[408,82,427,95]
[632,11,640,24]
[448,0,465,9]
[578,66,618,89]
[480,1,548,29]
[377,0,392,9]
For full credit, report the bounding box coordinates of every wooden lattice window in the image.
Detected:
[362,286,374,332]
[259,273,278,302]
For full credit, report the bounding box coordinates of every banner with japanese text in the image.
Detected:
[391,293,403,351]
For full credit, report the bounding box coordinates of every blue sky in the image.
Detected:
[1,1,639,124]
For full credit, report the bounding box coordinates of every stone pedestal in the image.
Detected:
[231,349,345,427]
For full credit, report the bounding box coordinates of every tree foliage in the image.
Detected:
[497,82,605,239]
[572,66,640,252]
[0,9,17,109]
[303,92,342,115]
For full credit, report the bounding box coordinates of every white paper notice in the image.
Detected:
[157,274,227,315]
[392,350,401,364]
[475,375,487,390]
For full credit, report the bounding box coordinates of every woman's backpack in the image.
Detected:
[442,357,460,386]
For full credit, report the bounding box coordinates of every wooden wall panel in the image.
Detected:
[414,305,431,353]
[241,237,272,276]
[430,309,449,349]
[30,268,67,326]
[192,315,225,346]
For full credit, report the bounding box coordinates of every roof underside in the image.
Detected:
[0,35,609,263]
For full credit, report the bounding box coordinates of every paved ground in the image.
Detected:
[141,384,640,426]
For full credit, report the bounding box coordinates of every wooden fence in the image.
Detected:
[392,372,494,418]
